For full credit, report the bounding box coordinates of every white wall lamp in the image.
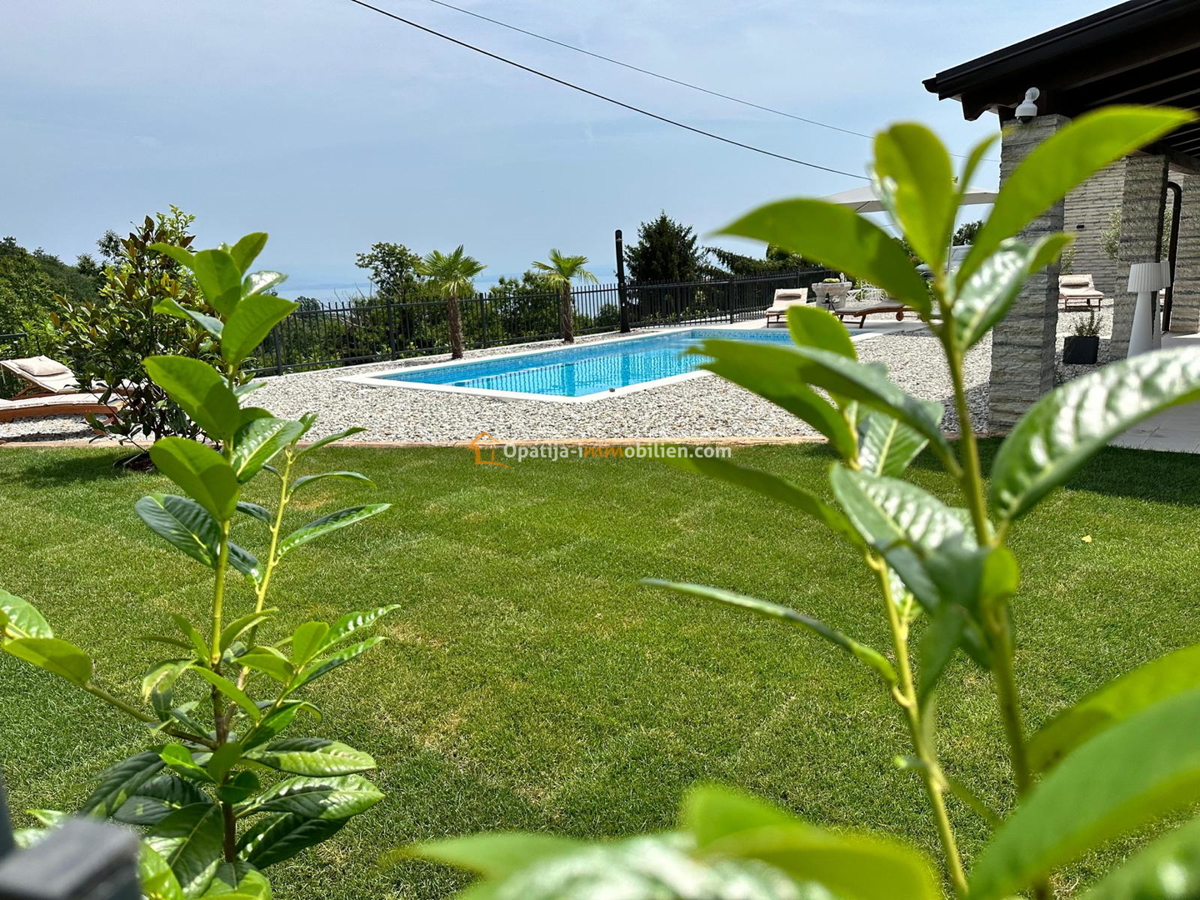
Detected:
[1015,87,1040,124]
[1127,262,1166,356]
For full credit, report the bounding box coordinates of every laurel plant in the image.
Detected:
[397,106,1200,900]
[1,233,393,900]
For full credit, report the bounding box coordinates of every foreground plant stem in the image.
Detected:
[875,558,968,899]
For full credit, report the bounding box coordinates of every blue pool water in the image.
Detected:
[381,328,796,398]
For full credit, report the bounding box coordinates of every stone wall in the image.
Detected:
[1112,155,1169,359]
[1172,171,1200,333]
[1063,160,1124,296]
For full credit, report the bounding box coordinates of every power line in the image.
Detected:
[417,0,875,141]
[343,0,870,180]
[413,0,998,165]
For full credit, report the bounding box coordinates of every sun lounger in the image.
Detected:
[1060,274,1104,310]
[0,392,123,425]
[834,304,907,328]
[765,288,808,326]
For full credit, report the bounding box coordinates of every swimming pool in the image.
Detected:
[343,328,800,401]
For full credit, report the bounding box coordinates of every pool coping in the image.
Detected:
[339,323,883,403]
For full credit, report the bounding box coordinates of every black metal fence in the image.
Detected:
[245,266,835,376]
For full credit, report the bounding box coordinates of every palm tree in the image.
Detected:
[415,246,485,359]
[532,249,598,343]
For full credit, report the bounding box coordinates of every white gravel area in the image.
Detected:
[0,317,1016,445]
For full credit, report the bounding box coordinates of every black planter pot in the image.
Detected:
[1063,335,1099,365]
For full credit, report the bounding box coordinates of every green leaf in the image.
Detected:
[856,411,930,478]
[237,813,346,869]
[960,106,1195,288]
[689,339,857,456]
[143,357,241,441]
[683,784,797,849]
[137,494,222,569]
[231,418,305,483]
[192,668,261,721]
[227,543,262,584]
[4,636,92,685]
[969,688,1200,900]
[917,605,970,704]
[829,467,974,612]
[324,605,402,651]
[0,588,53,639]
[237,774,383,820]
[874,123,956,271]
[291,622,330,667]
[990,348,1200,522]
[161,745,216,784]
[1079,814,1200,900]
[289,471,374,495]
[216,771,261,807]
[783,346,951,464]
[646,580,897,685]
[155,299,224,341]
[222,295,298,366]
[114,775,206,826]
[143,659,196,699]
[242,271,288,299]
[787,305,857,360]
[141,842,187,900]
[243,738,375,776]
[82,749,167,816]
[671,456,862,547]
[277,504,391,558]
[202,861,271,899]
[1030,643,1200,772]
[236,501,273,524]
[147,802,225,899]
[219,611,276,654]
[290,637,384,692]
[228,234,269,274]
[150,438,240,522]
[241,702,320,751]
[295,427,366,458]
[391,833,585,877]
[171,614,211,662]
[187,249,244,317]
[237,647,295,685]
[954,234,1074,350]
[205,741,244,782]
[958,133,1000,197]
[718,198,930,313]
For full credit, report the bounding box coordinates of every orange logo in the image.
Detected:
[469,431,511,468]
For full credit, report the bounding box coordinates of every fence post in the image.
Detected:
[272,326,284,376]
[480,294,489,348]
[615,229,631,333]
[385,294,398,360]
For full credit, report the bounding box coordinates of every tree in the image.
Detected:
[624,213,705,285]
[703,243,809,278]
[415,246,485,359]
[532,249,598,343]
[52,207,226,453]
[953,219,983,245]
[355,241,423,301]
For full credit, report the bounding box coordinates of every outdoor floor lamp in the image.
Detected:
[1127,261,1166,357]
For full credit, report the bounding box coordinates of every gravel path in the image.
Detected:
[3,311,1086,445]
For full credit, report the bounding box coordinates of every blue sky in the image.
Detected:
[4,0,1110,296]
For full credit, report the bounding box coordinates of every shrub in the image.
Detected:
[398,107,1200,900]
[52,208,230,449]
[2,232,393,898]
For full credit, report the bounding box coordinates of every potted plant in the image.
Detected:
[1063,310,1101,364]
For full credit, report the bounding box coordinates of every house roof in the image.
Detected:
[924,0,1200,167]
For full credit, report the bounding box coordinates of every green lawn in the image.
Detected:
[2,442,1199,898]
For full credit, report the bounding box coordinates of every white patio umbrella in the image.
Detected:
[822,184,998,213]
